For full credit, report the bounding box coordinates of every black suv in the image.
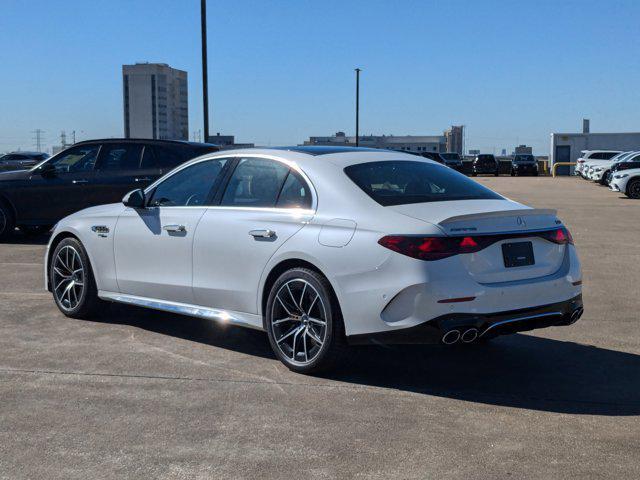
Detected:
[472,154,499,176]
[510,154,538,176]
[0,152,49,171]
[0,139,219,239]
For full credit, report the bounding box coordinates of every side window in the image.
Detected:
[148,158,228,207]
[98,144,143,171]
[49,145,100,173]
[221,157,289,207]
[276,171,312,209]
[151,145,193,170]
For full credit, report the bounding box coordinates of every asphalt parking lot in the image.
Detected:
[1,176,639,479]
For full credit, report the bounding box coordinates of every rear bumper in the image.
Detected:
[347,294,583,345]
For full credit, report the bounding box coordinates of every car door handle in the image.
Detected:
[72,179,88,184]
[135,177,152,183]
[249,229,276,238]
[163,224,186,233]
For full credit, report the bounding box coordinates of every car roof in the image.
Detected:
[74,138,220,148]
[203,146,432,169]
[5,151,46,156]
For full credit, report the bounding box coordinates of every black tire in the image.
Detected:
[598,172,608,185]
[49,237,101,319]
[265,267,347,373]
[19,225,51,236]
[510,169,515,176]
[494,170,499,176]
[0,200,15,241]
[471,172,477,177]
[626,178,640,199]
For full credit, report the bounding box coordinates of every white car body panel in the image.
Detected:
[610,167,640,194]
[46,148,583,340]
[114,206,208,304]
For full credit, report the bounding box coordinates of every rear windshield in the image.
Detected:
[344,160,502,206]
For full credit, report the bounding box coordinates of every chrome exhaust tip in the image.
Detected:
[442,329,461,345]
[461,328,479,343]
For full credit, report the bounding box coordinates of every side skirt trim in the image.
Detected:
[98,291,264,331]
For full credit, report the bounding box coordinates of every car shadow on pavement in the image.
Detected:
[325,336,640,417]
[98,304,640,417]
[3,231,50,245]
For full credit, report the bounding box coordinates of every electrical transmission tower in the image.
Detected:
[32,129,45,152]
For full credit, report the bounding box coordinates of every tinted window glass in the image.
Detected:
[152,144,199,170]
[148,159,228,207]
[98,144,143,171]
[344,160,502,206]
[49,145,100,173]
[276,172,312,209]
[601,152,618,160]
[140,145,160,170]
[221,158,289,207]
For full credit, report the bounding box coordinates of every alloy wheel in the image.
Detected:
[52,245,85,311]
[270,279,328,366]
[630,180,640,199]
[0,208,6,235]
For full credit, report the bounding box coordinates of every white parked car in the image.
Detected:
[610,167,640,199]
[596,151,640,185]
[575,150,621,177]
[588,151,633,183]
[45,147,584,372]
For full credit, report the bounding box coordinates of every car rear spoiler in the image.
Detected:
[438,208,558,226]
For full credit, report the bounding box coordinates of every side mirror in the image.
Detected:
[38,162,56,177]
[122,188,146,209]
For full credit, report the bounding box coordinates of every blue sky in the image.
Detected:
[1,0,639,154]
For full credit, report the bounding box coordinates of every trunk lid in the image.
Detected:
[389,200,566,283]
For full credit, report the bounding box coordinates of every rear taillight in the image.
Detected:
[541,227,574,245]
[378,227,574,261]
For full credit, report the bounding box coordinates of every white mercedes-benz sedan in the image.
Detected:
[45,147,584,373]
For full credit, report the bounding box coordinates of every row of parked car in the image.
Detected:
[574,150,640,199]
[414,152,539,176]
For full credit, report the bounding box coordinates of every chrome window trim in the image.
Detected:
[143,153,318,212]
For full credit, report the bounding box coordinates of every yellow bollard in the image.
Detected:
[551,162,576,177]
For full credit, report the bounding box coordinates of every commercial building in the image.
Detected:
[303,131,447,153]
[550,131,640,174]
[123,63,188,140]
[514,145,533,155]
[444,125,464,155]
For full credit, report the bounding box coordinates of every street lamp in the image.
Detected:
[201,0,210,141]
[354,68,361,147]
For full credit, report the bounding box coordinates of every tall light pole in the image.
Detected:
[201,0,210,142]
[355,68,361,147]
